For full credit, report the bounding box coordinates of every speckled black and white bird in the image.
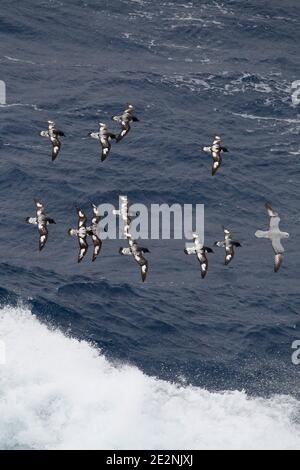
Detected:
[68,208,89,263]
[68,206,103,263]
[26,199,56,251]
[39,120,65,161]
[112,104,139,142]
[184,233,214,279]
[87,204,103,262]
[119,232,149,282]
[88,123,117,162]
[214,227,241,265]
[203,135,228,176]
[255,203,290,272]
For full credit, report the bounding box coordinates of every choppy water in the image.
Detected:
[0,0,300,450]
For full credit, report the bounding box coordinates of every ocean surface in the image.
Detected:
[0,0,300,450]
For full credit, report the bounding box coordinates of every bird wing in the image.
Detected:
[91,204,101,226]
[39,130,49,138]
[197,252,208,279]
[51,137,61,161]
[225,244,235,265]
[269,215,281,231]
[100,137,111,162]
[112,114,122,123]
[89,132,100,140]
[274,253,283,273]
[129,237,149,280]
[116,120,130,142]
[119,247,132,256]
[77,209,87,229]
[35,199,45,218]
[212,152,222,176]
[38,223,48,251]
[255,230,270,239]
[91,234,102,262]
[271,236,285,254]
[53,130,65,137]
[265,203,278,218]
[184,246,197,255]
[223,227,232,240]
[78,236,88,263]
[140,260,148,282]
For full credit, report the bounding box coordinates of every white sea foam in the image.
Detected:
[0,305,299,450]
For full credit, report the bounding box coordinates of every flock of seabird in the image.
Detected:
[38,104,139,163]
[26,103,289,281]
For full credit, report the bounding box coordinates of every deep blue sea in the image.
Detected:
[0,0,300,450]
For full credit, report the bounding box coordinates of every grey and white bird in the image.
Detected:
[88,122,116,162]
[255,203,289,272]
[119,232,149,282]
[39,120,65,161]
[203,135,228,176]
[184,233,214,279]
[26,199,56,251]
[215,227,241,265]
[112,104,139,142]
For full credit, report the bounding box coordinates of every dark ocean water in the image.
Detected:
[0,0,300,450]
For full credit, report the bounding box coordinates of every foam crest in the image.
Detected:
[0,305,299,450]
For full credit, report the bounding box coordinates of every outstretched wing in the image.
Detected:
[51,137,61,161]
[212,151,222,176]
[271,237,284,255]
[255,230,270,239]
[39,130,49,138]
[77,208,87,229]
[265,203,281,231]
[223,227,232,240]
[91,235,102,262]
[134,251,149,280]
[225,244,235,265]
[53,130,65,137]
[112,114,122,123]
[116,120,130,143]
[140,260,148,282]
[100,138,111,162]
[274,253,283,273]
[91,204,101,226]
[26,217,37,225]
[265,203,278,218]
[119,247,132,256]
[35,199,45,218]
[196,252,208,279]
[128,236,149,282]
[89,132,100,140]
[78,237,88,263]
[38,223,48,251]
[184,246,197,255]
